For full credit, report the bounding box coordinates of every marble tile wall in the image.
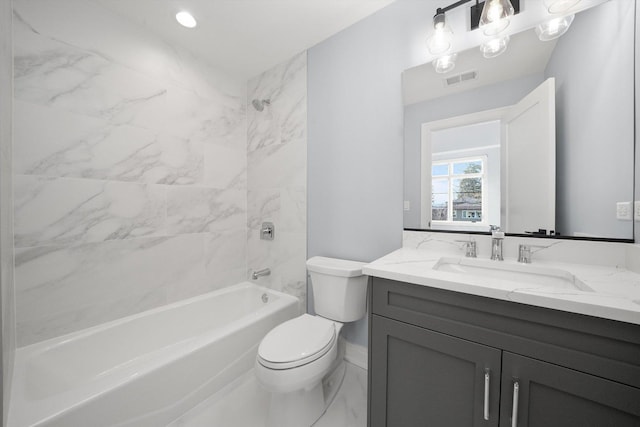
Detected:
[246,52,307,311]
[1,0,15,420]
[12,0,248,346]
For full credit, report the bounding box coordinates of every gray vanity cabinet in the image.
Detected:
[368,277,640,427]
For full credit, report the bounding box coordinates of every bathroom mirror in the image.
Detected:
[403,0,635,240]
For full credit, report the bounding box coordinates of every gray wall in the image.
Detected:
[1,0,14,422]
[547,0,635,239]
[308,0,434,345]
[403,74,544,228]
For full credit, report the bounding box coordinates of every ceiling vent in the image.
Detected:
[444,70,478,87]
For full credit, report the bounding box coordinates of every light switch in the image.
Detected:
[635,201,640,221]
[404,201,411,211]
[617,201,632,220]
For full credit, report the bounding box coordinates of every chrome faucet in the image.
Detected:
[455,239,477,258]
[490,225,504,261]
[251,268,271,280]
[517,244,547,264]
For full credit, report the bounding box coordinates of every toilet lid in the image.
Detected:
[258,314,336,369]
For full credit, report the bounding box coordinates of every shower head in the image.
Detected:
[251,99,270,112]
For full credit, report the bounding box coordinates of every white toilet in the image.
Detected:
[255,256,368,427]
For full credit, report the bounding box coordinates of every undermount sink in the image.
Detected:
[433,257,593,292]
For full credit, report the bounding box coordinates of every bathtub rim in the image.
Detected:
[18,282,296,353]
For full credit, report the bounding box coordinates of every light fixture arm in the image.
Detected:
[432,0,474,30]
[436,0,473,15]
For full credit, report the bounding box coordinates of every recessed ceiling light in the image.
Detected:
[176,11,197,28]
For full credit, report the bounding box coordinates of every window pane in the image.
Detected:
[453,160,482,175]
[452,177,482,222]
[432,163,449,176]
[432,194,448,220]
[432,178,449,194]
[431,178,448,221]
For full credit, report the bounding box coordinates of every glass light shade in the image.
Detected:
[543,0,581,14]
[426,20,453,55]
[480,35,510,58]
[535,14,575,41]
[432,53,458,74]
[479,0,515,36]
[176,11,197,28]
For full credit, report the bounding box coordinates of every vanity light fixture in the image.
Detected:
[433,53,458,73]
[543,0,582,14]
[426,0,579,71]
[470,0,519,32]
[536,14,575,41]
[427,0,519,73]
[427,11,454,55]
[480,34,510,58]
[478,0,515,36]
[175,11,197,28]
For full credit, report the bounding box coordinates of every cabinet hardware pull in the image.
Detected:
[511,381,520,427]
[484,371,490,421]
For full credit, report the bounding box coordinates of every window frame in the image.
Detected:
[431,155,488,227]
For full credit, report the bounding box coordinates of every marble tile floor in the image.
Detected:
[169,361,367,427]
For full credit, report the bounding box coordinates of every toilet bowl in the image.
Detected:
[255,256,368,427]
[256,314,343,394]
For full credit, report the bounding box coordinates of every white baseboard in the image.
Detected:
[344,341,368,370]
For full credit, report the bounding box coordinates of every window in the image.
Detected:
[432,157,487,225]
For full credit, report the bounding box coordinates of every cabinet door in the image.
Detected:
[370,315,501,427]
[500,352,640,427]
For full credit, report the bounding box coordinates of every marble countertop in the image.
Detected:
[363,248,640,326]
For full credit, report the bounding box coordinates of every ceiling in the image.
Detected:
[94,0,396,80]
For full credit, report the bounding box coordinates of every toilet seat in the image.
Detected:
[258,314,337,370]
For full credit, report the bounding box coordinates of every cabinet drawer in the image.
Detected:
[371,277,640,388]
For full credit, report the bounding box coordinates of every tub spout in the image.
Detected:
[251,268,271,280]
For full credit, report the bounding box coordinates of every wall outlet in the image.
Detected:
[617,201,632,220]
[635,201,640,221]
[403,200,411,211]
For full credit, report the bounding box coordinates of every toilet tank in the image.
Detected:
[306,256,368,322]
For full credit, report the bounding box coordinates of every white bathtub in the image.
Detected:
[8,282,299,427]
